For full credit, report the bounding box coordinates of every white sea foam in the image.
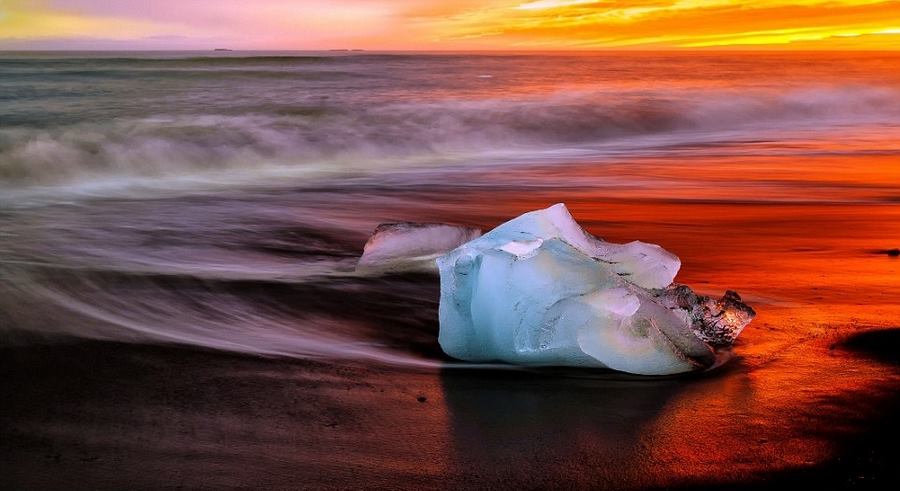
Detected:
[1,85,897,198]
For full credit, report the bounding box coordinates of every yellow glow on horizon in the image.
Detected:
[680,25,900,47]
[516,0,600,10]
[416,0,900,50]
[0,1,164,39]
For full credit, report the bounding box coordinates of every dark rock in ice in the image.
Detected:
[656,286,756,348]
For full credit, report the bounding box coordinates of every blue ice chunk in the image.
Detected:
[436,204,753,375]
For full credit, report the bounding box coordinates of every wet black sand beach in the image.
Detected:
[2,329,899,490]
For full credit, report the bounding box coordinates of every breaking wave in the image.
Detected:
[2,85,898,190]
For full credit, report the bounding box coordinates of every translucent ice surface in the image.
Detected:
[358,223,481,273]
[436,204,755,375]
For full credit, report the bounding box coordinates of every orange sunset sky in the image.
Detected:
[1,0,899,50]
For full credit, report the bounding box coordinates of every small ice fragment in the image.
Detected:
[435,203,755,375]
[357,222,481,272]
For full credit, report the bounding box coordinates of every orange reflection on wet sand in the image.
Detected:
[431,135,900,486]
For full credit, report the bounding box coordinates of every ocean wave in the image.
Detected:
[0,263,520,370]
[1,85,897,189]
